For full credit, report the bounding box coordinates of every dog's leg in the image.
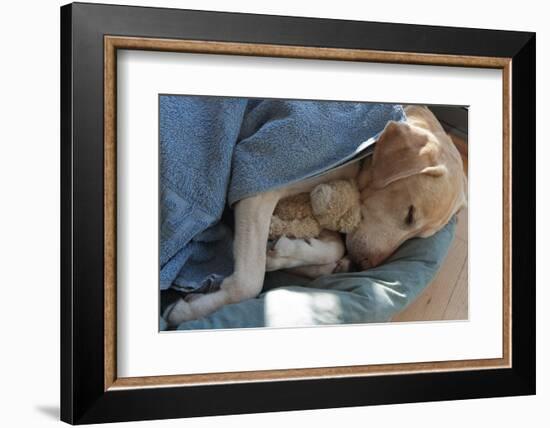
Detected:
[286,256,352,279]
[166,192,279,325]
[266,230,346,271]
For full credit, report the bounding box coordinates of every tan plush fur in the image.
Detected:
[311,179,361,233]
[269,179,361,239]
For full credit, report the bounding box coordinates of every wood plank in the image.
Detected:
[455,208,468,242]
[451,134,468,175]
[443,261,469,320]
[392,238,467,322]
[452,134,469,243]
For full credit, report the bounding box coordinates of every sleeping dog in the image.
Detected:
[167,105,467,324]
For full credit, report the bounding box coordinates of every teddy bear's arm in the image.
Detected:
[269,215,322,240]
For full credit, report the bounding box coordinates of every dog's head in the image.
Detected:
[346,107,467,269]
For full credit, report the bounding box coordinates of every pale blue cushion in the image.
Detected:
[172,216,456,330]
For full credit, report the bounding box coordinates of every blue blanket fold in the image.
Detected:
[159,95,405,293]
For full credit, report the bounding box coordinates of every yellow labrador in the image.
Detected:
[167,105,467,324]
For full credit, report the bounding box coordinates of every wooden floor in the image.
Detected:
[392,135,468,322]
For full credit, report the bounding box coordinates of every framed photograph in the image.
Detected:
[60,2,535,424]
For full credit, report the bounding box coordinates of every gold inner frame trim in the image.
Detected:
[104,35,512,391]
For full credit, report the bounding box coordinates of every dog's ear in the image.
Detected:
[370,121,446,189]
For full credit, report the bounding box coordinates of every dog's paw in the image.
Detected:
[266,251,286,271]
[272,236,297,256]
[165,298,196,325]
[266,236,299,271]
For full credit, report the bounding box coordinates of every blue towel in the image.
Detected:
[160,95,405,292]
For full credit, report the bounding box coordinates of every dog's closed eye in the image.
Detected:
[405,205,415,226]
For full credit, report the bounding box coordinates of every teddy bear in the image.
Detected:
[269,179,362,240]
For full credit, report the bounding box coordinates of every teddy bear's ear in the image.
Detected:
[310,183,335,216]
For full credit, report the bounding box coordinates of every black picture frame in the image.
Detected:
[61,2,535,424]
